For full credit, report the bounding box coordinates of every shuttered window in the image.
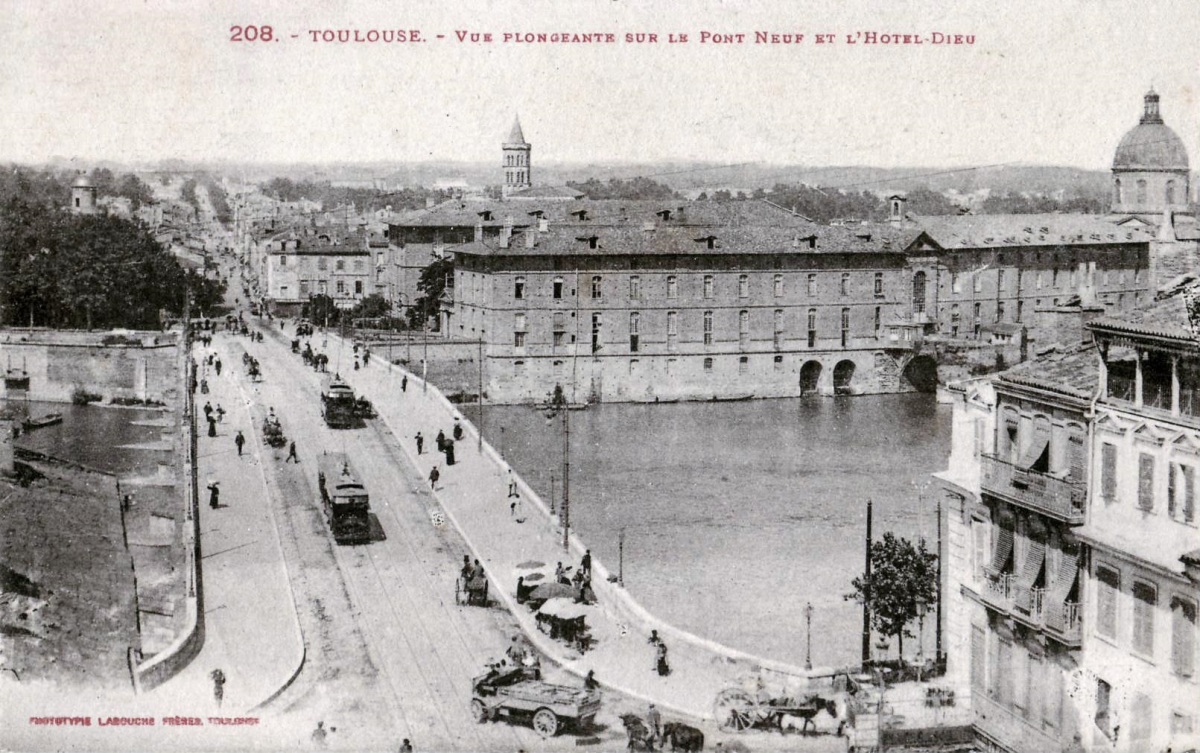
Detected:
[1068,433,1086,482]
[1096,565,1120,639]
[1173,597,1197,677]
[1101,443,1118,502]
[1133,581,1157,656]
[971,625,986,690]
[1138,453,1155,511]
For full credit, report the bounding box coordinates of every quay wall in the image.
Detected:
[0,328,178,405]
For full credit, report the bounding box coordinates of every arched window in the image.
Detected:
[1136,179,1147,205]
[1113,178,1122,205]
[912,271,927,314]
[1167,180,1177,205]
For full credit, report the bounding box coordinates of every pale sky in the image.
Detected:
[1,0,1197,170]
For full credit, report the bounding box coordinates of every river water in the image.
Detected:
[3,400,169,477]
[468,393,951,670]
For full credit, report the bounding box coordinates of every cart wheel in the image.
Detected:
[532,708,559,738]
[714,688,758,732]
[470,699,488,723]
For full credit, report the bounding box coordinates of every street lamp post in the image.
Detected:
[618,528,625,587]
[805,602,814,671]
[915,593,928,683]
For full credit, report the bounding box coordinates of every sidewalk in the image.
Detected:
[151,335,304,713]
[334,337,818,721]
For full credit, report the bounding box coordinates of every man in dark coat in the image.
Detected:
[235,430,245,457]
[208,482,220,509]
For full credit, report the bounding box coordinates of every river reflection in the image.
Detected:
[466,393,951,669]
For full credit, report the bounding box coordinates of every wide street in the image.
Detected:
[179,262,851,752]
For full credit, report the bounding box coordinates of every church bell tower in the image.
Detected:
[502,116,531,196]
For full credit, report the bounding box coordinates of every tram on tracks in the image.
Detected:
[317,452,371,544]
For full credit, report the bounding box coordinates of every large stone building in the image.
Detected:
[935,287,1200,753]
[383,120,1154,403]
[260,227,376,316]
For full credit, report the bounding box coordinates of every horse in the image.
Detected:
[779,696,842,736]
[620,713,655,751]
[662,721,703,751]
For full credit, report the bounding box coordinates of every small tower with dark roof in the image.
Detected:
[71,173,98,215]
[502,116,532,197]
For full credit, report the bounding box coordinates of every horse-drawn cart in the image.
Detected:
[456,571,490,607]
[471,665,600,738]
[713,672,855,736]
[262,416,287,448]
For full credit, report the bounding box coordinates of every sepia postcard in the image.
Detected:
[1,1,1198,752]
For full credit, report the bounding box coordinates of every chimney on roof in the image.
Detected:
[538,217,549,233]
[524,228,536,249]
[500,231,510,249]
[502,215,514,247]
[474,220,483,243]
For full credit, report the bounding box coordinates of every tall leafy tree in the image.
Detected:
[845,532,938,660]
[410,257,453,328]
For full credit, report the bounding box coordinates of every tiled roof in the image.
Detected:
[997,342,1101,400]
[394,198,846,230]
[913,213,1152,249]
[453,223,923,258]
[1089,284,1200,342]
[506,185,586,200]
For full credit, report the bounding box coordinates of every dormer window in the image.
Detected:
[656,209,672,221]
[571,209,589,221]
[694,235,718,250]
[576,235,600,250]
[478,210,493,222]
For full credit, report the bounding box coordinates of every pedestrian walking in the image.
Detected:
[452,421,464,441]
[415,431,424,454]
[581,549,592,577]
[444,439,455,466]
[354,358,360,371]
[507,469,518,498]
[401,375,408,392]
[214,358,222,376]
[215,405,225,423]
[399,739,413,753]
[656,641,671,676]
[363,349,370,366]
[647,703,662,744]
[436,430,447,452]
[311,721,328,749]
[235,430,245,456]
[208,482,220,510]
[286,440,299,463]
[429,466,440,490]
[210,668,226,708]
[207,416,217,438]
[204,401,213,420]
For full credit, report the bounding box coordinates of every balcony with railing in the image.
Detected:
[979,574,1082,647]
[980,454,1085,524]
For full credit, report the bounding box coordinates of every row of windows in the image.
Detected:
[948,266,1142,294]
[277,255,365,272]
[1095,563,1196,677]
[297,280,364,295]
[511,269,1144,303]
[510,353,834,376]
[503,153,528,167]
[512,307,879,351]
[1099,443,1198,524]
[1114,177,1184,206]
[513,272,889,301]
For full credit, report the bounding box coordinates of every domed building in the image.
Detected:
[70,173,98,215]
[1110,89,1190,218]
